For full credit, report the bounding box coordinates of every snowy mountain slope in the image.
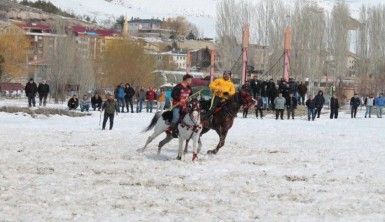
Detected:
[27,0,384,38]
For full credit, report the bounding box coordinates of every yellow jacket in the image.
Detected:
[209,78,236,98]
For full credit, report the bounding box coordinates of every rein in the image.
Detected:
[180,111,202,133]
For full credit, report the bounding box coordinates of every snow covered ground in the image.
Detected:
[0,101,385,221]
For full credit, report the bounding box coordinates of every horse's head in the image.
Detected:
[187,98,201,122]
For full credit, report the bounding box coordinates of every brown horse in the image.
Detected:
[200,91,253,154]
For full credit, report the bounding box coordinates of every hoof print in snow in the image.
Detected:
[36,167,55,175]
[93,179,110,185]
[285,175,308,182]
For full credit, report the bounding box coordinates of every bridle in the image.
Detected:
[180,99,202,134]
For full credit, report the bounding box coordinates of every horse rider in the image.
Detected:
[167,74,193,138]
[205,70,236,117]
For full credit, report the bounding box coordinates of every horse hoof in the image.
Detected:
[207,150,217,155]
[176,156,182,160]
[192,153,198,161]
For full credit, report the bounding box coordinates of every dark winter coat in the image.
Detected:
[37,83,50,97]
[260,84,268,97]
[279,83,290,98]
[250,79,260,95]
[25,82,38,97]
[267,81,277,98]
[91,96,103,106]
[298,83,308,96]
[124,86,135,100]
[286,96,298,109]
[288,80,298,94]
[306,99,316,109]
[314,92,325,108]
[330,97,339,109]
[102,99,119,114]
[67,98,79,109]
[350,97,361,108]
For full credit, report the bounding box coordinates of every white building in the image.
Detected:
[153,70,205,87]
[154,50,188,70]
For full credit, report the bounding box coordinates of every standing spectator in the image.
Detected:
[136,87,146,113]
[274,93,286,120]
[279,81,290,99]
[298,82,307,105]
[115,83,126,113]
[288,78,298,95]
[91,93,103,111]
[67,95,79,110]
[306,95,316,121]
[37,80,50,106]
[375,93,385,118]
[314,90,325,118]
[25,78,38,107]
[102,93,119,130]
[350,94,361,118]
[330,95,339,119]
[146,87,156,113]
[124,83,135,113]
[157,89,166,111]
[250,75,260,98]
[254,96,263,119]
[286,93,298,120]
[80,95,91,112]
[267,79,277,109]
[364,94,374,118]
[260,83,269,109]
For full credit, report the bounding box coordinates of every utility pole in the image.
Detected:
[241,23,250,85]
[283,15,292,82]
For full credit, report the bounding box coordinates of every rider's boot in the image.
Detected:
[166,122,178,138]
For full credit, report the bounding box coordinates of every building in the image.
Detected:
[154,50,188,71]
[153,70,205,87]
[190,47,212,72]
[128,18,162,34]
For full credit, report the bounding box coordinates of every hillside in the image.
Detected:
[22,0,385,38]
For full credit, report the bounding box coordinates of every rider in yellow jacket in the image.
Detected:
[206,71,236,117]
[209,73,236,99]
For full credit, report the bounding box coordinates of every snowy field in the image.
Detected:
[1,101,385,221]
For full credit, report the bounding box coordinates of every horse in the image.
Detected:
[176,99,202,161]
[199,91,253,154]
[138,99,203,160]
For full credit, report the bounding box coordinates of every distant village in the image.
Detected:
[0,0,377,101]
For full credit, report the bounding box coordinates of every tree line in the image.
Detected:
[216,0,385,96]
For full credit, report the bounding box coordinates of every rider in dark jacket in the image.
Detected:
[167,74,193,138]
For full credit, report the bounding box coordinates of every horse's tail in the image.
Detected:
[142,111,162,133]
